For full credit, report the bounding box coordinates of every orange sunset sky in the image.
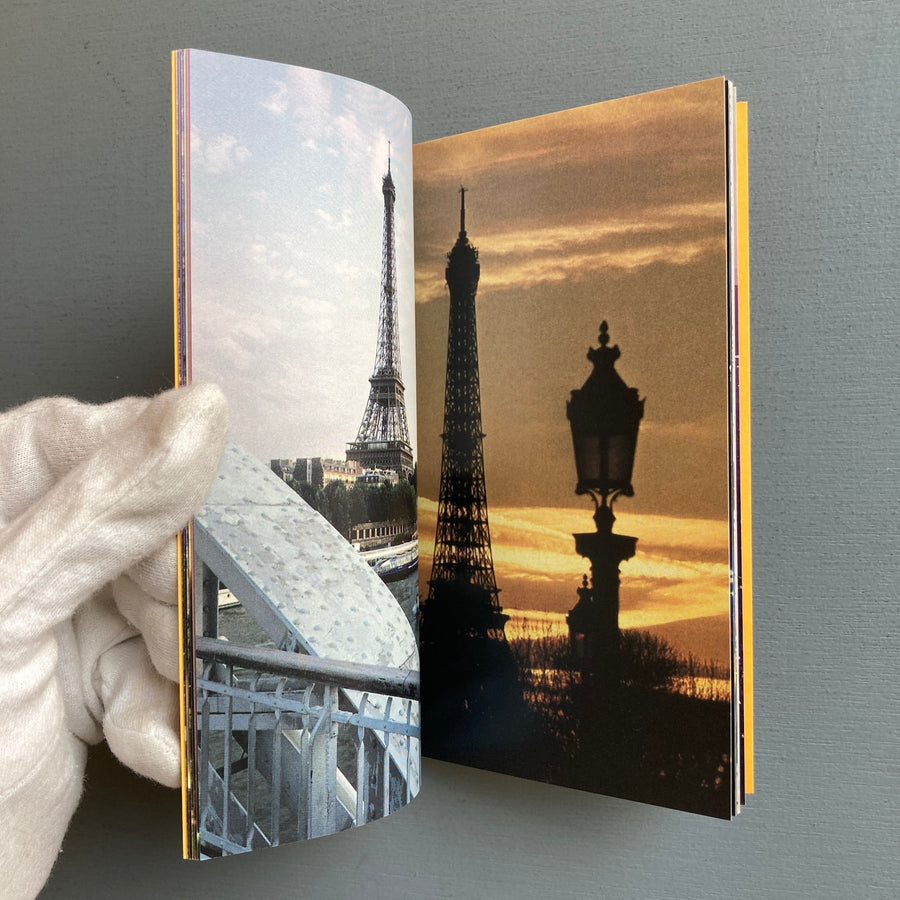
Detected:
[413,79,733,664]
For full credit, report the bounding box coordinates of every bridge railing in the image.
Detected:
[190,442,420,858]
[196,634,420,856]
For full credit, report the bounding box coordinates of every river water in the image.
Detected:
[384,567,419,633]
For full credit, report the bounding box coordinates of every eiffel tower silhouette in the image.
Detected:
[346,156,414,479]
[419,189,522,762]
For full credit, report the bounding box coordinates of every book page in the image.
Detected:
[174,49,420,858]
[414,77,740,818]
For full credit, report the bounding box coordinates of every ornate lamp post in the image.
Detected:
[566,321,644,685]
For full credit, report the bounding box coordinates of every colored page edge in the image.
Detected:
[736,100,753,795]
[172,48,200,859]
[725,80,740,815]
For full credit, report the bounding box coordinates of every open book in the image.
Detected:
[173,49,752,859]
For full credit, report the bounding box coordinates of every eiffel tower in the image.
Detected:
[420,190,519,760]
[346,157,414,479]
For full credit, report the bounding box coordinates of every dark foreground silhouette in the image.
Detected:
[423,629,732,819]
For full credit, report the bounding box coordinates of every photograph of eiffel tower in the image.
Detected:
[179,51,420,853]
[346,157,415,481]
[264,152,419,617]
[414,79,736,815]
[418,190,525,764]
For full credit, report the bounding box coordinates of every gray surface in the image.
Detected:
[1,1,897,897]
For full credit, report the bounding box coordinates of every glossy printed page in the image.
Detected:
[413,78,741,818]
[174,49,419,858]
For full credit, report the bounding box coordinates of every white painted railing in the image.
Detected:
[191,442,420,857]
[196,636,419,854]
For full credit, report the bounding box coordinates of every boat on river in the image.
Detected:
[357,538,419,582]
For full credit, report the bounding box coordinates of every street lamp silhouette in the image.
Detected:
[566,321,644,685]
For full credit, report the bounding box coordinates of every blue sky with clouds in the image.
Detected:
[185,49,416,463]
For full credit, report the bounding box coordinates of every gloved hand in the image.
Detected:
[0,383,227,900]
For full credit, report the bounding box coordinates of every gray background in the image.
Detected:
[2,1,897,897]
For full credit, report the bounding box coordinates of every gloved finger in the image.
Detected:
[127,539,178,607]
[113,571,179,683]
[0,382,227,645]
[98,637,181,788]
[0,394,150,526]
[54,585,139,746]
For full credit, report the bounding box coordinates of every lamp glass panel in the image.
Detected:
[573,434,603,486]
[607,433,635,487]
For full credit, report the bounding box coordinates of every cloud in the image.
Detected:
[263,80,290,116]
[414,78,726,188]
[184,53,416,468]
[418,499,729,634]
[487,236,722,293]
[191,127,252,174]
[416,204,725,302]
[413,78,729,305]
[486,203,725,259]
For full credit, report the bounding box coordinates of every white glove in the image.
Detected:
[0,383,228,900]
